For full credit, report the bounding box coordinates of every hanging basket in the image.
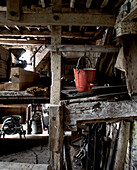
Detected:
[74,55,96,92]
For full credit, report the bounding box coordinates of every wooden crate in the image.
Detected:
[5,67,40,90]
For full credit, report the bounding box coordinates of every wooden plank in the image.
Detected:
[50,26,62,170]
[114,0,124,8]
[117,35,137,95]
[0,11,115,26]
[50,2,63,169]
[6,0,22,21]
[47,44,119,53]
[61,86,128,101]
[64,100,137,126]
[0,39,50,46]
[50,26,61,104]
[100,0,109,8]
[114,121,130,170]
[36,50,50,73]
[0,29,95,38]
[0,46,9,61]
[70,0,75,8]
[5,68,40,90]
[52,0,62,12]
[0,84,4,90]
[86,0,93,8]
[49,106,63,151]
[0,96,49,104]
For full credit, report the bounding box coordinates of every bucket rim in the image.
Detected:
[74,68,96,71]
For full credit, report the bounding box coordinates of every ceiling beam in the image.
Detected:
[115,0,124,8]
[0,11,115,26]
[70,0,75,8]
[100,0,109,8]
[86,0,93,8]
[0,39,50,45]
[0,29,95,38]
[47,44,119,53]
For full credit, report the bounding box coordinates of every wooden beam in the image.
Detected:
[40,0,46,8]
[61,91,128,104]
[70,0,75,8]
[0,11,115,26]
[49,25,63,170]
[6,0,22,21]
[64,100,137,127]
[36,50,50,73]
[86,0,93,8]
[49,106,63,152]
[100,0,109,8]
[14,25,20,31]
[52,0,62,12]
[0,96,49,104]
[47,44,119,53]
[114,121,130,170]
[0,29,95,38]
[115,0,125,8]
[0,39,50,45]
[4,25,10,31]
[50,26,61,104]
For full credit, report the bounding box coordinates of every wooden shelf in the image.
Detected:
[0,91,49,104]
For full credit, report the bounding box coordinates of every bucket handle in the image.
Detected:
[76,54,92,69]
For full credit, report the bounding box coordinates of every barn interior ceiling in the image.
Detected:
[0,0,126,47]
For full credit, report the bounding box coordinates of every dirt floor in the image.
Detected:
[0,137,50,165]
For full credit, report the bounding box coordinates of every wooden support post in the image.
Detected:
[49,106,63,169]
[6,0,22,21]
[114,120,130,170]
[49,24,63,169]
[50,26,61,104]
[49,1,63,168]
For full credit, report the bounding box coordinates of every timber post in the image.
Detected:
[114,120,130,170]
[49,25,63,170]
[49,0,63,167]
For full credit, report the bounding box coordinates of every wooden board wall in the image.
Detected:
[0,46,9,80]
[5,67,40,90]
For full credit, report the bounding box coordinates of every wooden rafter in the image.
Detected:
[86,0,93,8]
[115,0,124,8]
[0,11,115,26]
[47,44,119,53]
[4,25,10,31]
[14,25,20,31]
[100,0,109,8]
[70,0,75,8]
[0,39,50,45]
[0,29,95,38]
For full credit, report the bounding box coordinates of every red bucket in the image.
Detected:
[74,55,96,92]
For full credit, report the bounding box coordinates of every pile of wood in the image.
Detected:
[25,86,49,97]
[4,67,40,91]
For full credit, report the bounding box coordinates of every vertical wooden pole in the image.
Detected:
[33,54,36,72]
[50,26,61,105]
[49,25,63,170]
[50,1,63,169]
[114,120,130,170]
[49,106,63,170]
